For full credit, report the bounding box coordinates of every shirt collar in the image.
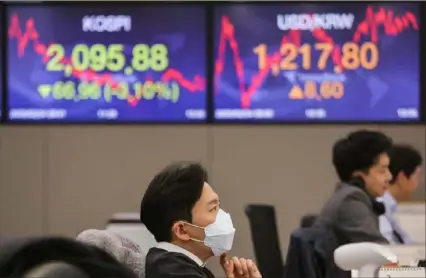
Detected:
[156,242,204,267]
[380,191,398,213]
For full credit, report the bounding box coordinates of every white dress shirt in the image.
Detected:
[157,242,205,267]
[378,191,413,244]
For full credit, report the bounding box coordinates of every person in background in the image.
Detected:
[140,161,262,278]
[379,144,423,244]
[316,130,393,245]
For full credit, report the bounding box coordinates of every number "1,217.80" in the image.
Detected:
[46,43,169,73]
[253,42,379,74]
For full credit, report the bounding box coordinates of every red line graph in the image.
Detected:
[215,6,418,109]
[8,13,206,107]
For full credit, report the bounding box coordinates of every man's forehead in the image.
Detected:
[200,182,219,203]
[377,153,390,165]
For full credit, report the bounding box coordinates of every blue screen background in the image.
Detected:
[214,3,420,122]
[7,4,207,122]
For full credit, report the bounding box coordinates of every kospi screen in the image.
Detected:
[214,3,420,122]
[7,4,207,122]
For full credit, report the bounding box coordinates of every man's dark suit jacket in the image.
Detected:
[284,227,348,278]
[145,247,215,278]
[316,182,389,245]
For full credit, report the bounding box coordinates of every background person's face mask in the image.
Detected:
[185,209,236,256]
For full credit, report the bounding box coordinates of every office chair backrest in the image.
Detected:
[106,212,157,253]
[245,204,284,278]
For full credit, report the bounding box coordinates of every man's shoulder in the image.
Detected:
[317,184,370,223]
[145,247,205,276]
[325,184,369,208]
[335,183,371,204]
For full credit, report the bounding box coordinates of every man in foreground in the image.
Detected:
[316,130,393,244]
[140,161,262,278]
[379,144,423,244]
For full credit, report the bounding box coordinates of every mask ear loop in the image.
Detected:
[183,222,205,230]
[183,222,209,267]
[182,222,206,243]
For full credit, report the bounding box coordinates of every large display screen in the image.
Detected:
[214,3,420,122]
[0,8,2,121]
[7,4,207,122]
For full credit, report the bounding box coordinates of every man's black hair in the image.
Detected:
[332,130,393,182]
[140,161,208,242]
[388,144,423,183]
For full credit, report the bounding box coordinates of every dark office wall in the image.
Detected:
[0,125,425,274]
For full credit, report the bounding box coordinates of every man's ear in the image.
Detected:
[171,222,191,241]
[396,171,407,183]
[352,171,364,179]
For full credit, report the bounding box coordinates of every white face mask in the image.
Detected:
[186,209,236,256]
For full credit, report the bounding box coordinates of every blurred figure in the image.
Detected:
[379,144,423,244]
[0,237,136,278]
[140,162,262,278]
[316,130,393,245]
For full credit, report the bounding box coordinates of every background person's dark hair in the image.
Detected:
[332,130,393,182]
[388,144,423,183]
[140,161,208,242]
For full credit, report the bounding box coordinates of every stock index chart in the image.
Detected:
[214,3,421,122]
[7,4,207,122]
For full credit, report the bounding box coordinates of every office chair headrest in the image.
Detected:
[245,204,275,215]
[24,262,90,278]
[77,229,145,278]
